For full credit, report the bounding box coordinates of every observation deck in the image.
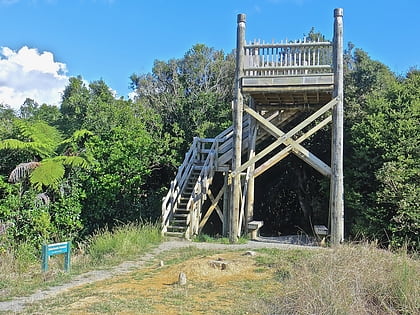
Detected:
[241,40,334,107]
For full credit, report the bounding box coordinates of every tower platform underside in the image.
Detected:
[242,73,334,106]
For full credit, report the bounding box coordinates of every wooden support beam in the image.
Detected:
[209,190,224,222]
[246,106,257,227]
[230,13,246,243]
[198,188,225,232]
[222,172,229,236]
[231,98,336,177]
[254,116,332,177]
[330,8,345,245]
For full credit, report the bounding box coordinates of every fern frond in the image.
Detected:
[8,161,41,183]
[15,120,62,155]
[48,156,90,169]
[71,129,94,142]
[30,160,65,191]
[61,156,90,168]
[59,129,94,156]
[0,139,52,157]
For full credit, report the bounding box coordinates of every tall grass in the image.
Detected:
[83,222,161,266]
[256,243,419,315]
[0,223,162,301]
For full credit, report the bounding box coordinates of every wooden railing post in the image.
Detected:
[231,13,246,243]
[330,8,344,245]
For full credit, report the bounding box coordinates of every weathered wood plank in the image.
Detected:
[231,13,246,242]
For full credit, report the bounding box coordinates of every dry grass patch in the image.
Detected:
[254,244,419,315]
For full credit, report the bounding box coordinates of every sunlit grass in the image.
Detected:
[0,222,162,301]
[253,243,420,315]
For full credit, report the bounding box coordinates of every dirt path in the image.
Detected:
[0,238,318,313]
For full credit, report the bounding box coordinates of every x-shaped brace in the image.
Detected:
[231,97,338,179]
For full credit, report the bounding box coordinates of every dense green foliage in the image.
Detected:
[346,58,419,249]
[130,44,234,154]
[0,42,418,252]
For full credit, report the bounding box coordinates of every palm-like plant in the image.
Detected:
[0,119,92,191]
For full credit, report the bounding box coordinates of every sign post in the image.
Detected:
[41,241,71,272]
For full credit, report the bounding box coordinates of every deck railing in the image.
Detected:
[243,40,333,77]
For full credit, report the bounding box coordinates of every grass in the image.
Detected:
[15,242,420,315]
[253,243,420,315]
[192,233,248,244]
[2,230,419,315]
[0,222,162,301]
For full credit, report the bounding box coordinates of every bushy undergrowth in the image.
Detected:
[0,223,162,301]
[256,243,419,315]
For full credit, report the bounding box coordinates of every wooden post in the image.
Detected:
[246,99,256,229]
[330,8,344,245]
[222,172,230,236]
[230,13,246,242]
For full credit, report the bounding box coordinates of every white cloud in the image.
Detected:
[0,46,69,110]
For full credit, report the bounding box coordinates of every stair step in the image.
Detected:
[165,231,185,238]
[168,225,187,230]
[169,226,187,231]
[170,219,187,225]
[174,210,189,215]
[174,213,188,218]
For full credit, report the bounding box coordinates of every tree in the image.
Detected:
[0,119,92,246]
[60,76,90,136]
[347,69,420,249]
[130,44,235,155]
[0,120,91,191]
[74,83,177,233]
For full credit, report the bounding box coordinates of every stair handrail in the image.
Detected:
[185,137,218,239]
[162,137,201,233]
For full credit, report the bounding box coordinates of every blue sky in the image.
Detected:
[0,0,418,109]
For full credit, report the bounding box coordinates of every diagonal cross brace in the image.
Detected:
[198,187,225,232]
[231,97,337,178]
[254,115,332,177]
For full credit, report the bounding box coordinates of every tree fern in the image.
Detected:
[50,155,90,169]
[2,120,92,192]
[0,139,51,157]
[30,160,65,191]
[15,120,62,148]
[8,161,41,183]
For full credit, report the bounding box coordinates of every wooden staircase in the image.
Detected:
[161,110,302,239]
[165,169,200,238]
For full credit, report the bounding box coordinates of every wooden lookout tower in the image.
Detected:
[162,8,344,245]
